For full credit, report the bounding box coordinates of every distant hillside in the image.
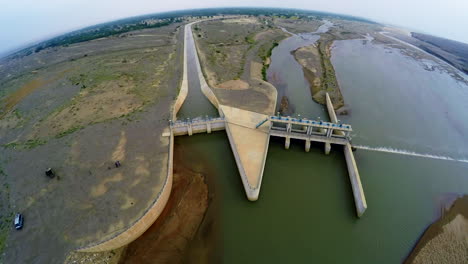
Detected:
[411,32,468,74]
[2,7,377,61]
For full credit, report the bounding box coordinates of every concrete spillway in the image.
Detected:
[344,143,367,217]
[220,105,271,201]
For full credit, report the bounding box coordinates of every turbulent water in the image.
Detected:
[354,145,468,164]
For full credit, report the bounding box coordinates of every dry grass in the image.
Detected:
[273,18,323,34]
[31,76,141,139]
[0,68,72,118]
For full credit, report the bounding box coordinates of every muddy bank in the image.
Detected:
[118,139,220,264]
[293,38,344,109]
[405,195,468,264]
[279,95,293,115]
[65,247,126,264]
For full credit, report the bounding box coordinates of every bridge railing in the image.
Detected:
[269,116,352,131]
[269,116,352,140]
[170,116,225,128]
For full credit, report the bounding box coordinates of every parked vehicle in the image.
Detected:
[45,168,55,178]
[14,213,23,230]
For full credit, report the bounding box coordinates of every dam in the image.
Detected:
[169,20,367,217]
[170,97,367,217]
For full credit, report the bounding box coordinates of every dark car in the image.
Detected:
[14,213,23,230]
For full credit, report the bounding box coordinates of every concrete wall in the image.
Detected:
[326,93,366,217]
[326,92,345,137]
[188,21,221,110]
[171,25,189,120]
[325,92,338,123]
[344,143,367,217]
[78,133,174,252]
[173,122,225,136]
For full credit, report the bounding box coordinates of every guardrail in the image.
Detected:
[170,116,225,128]
[269,116,352,131]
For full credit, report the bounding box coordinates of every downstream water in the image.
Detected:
[177,25,468,263]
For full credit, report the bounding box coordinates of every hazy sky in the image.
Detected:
[1,0,467,55]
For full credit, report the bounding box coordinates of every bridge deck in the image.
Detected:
[171,118,225,136]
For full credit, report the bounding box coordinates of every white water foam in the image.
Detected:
[353,145,468,164]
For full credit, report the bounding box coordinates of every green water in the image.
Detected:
[177,27,468,263]
[178,134,468,263]
[177,25,217,119]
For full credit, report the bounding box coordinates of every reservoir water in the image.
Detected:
[176,24,468,263]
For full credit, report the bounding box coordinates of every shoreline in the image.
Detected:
[118,140,212,263]
[292,37,345,110]
[404,195,468,263]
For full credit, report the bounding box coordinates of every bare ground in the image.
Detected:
[118,137,219,264]
[273,17,323,34]
[405,196,468,264]
[119,149,209,264]
[194,17,289,115]
[0,22,184,264]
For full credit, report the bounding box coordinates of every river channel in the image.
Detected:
[176,23,468,263]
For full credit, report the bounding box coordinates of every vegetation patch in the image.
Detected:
[2,138,47,150]
[293,37,343,108]
[260,42,279,81]
[55,125,84,139]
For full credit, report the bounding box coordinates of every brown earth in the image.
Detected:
[217,79,249,90]
[405,196,468,264]
[194,17,289,115]
[119,141,210,264]
[279,95,290,115]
